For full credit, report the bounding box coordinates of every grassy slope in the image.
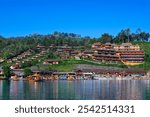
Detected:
[48,59,126,72]
[132,42,150,70]
[49,59,91,72]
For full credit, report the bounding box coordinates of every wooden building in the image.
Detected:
[93,43,120,63]
[43,59,60,65]
[92,42,102,49]
[74,65,146,77]
[114,43,144,65]
[70,50,81,58]
[81,50,94,58]
[92,42,144,65]
[36,44,47,50]
[10,64,20,69]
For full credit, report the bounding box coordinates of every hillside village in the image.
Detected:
[0,41,149,80]
[0,30,150,80]
[0,42,145,69]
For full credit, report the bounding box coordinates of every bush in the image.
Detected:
[24,68,32,77]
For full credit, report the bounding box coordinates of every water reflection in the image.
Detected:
[0,80,10,99]
[0,80,150,100]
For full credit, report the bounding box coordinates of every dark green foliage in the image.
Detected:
[21,60,39,68]
[2,65,11,78]
[24,68,32,77]
[100,33,113,44]
[46,50,57,59]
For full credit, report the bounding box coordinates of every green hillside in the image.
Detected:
[131,42,150,70]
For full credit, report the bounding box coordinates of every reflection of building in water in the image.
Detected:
[114,80,144,100]
[142,80,150,99]
[9,81,24,99]
[10,81,18,99]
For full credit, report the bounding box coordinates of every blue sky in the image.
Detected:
[0,0,150,37]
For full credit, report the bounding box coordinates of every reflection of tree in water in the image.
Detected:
[1,80,10,99]
[144,84,150,100]
[57,80,75,100]
[144,89,150,99]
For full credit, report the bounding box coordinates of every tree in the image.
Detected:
[124,28,131,42]
[3,52,11,59]
[117,28,131,43]
[118,30,127,43]
[2,65,11,79]
[140,32,150,42]
[24,68,32,77]
[136,29,150,42]
[46,50,57,59]
[136,28,142,41]
[100,33,113,43]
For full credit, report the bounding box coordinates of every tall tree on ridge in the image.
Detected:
[125,28,131,42]
[100,33,113,44]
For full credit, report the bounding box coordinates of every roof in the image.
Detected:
[121,43,132,46]
[44,59,59,62]
[74,68,145,74]
[92,42,101,46]
[74,65,146,74]
[83,50,94,53]
[32,74,41,77]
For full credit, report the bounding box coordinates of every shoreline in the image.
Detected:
[1,76,150,81]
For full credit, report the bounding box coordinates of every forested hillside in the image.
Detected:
[0,28,150,70]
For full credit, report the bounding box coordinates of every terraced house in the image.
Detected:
[92,42,145,65]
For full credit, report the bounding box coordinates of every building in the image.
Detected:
[74,65,146,77]
[81,50,94,58]
[56,45,73,53]
[0,58,4,63]
[92,42,102,49]
[43,59,60,65]
[114,43,144,65]
[70,50,81,58]
[36,44,47,50]
[10,64,20,69]
[93,43,120,63]
[92,42,144,65]
[56,45,73,59]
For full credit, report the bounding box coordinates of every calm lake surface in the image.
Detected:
[0,80,150,100]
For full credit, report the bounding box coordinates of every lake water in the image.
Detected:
[0,80,150,100]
